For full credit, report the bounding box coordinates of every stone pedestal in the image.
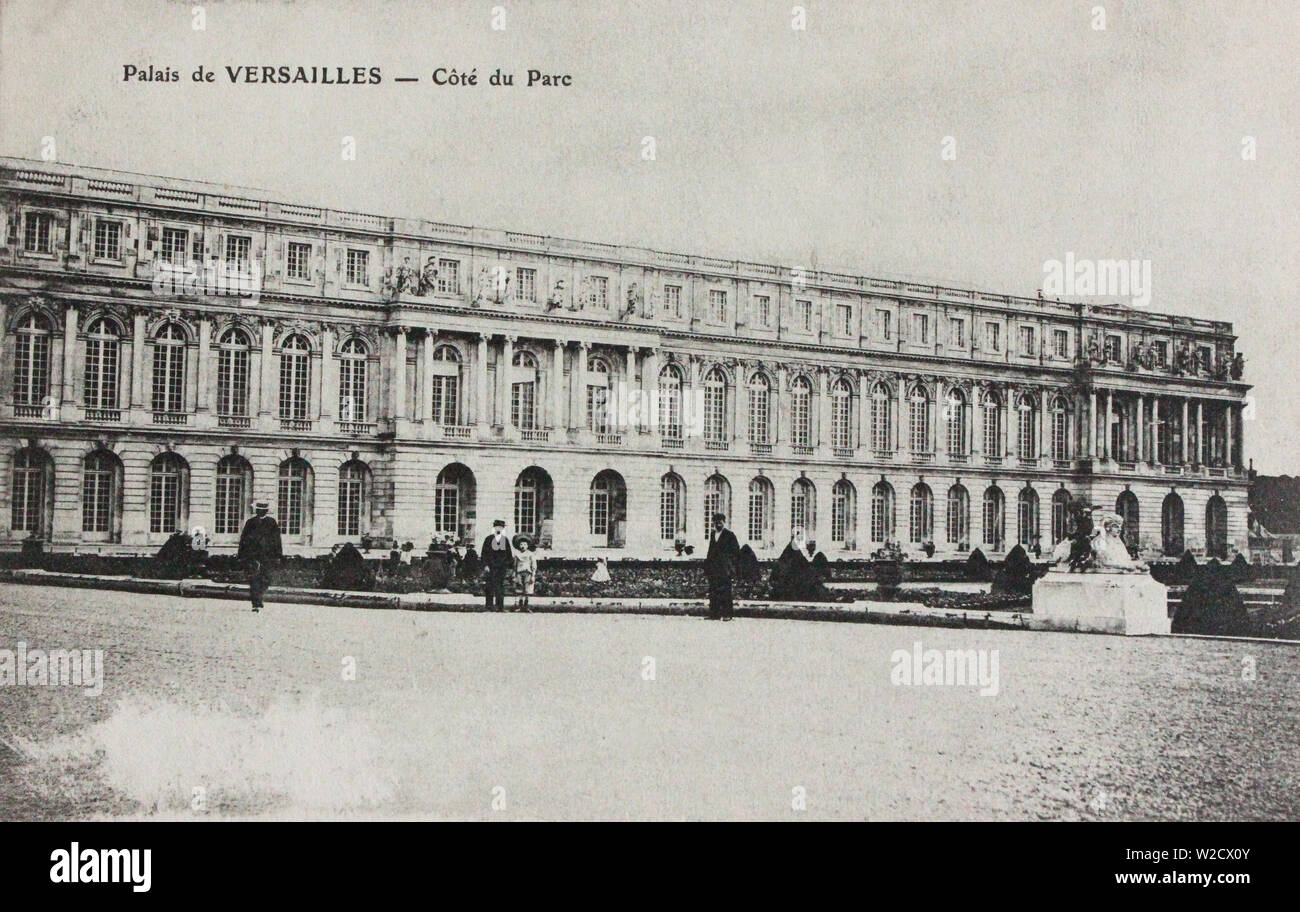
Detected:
[1031,571,1170,636]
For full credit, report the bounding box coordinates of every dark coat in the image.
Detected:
[238,514,283,565]
[703,527,741,582]
[481,533,514,572]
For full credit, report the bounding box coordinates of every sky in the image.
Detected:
[1,0,1297,471]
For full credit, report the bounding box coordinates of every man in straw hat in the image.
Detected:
[237,500,282,612]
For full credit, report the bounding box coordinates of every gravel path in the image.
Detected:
[1,582,1295,820]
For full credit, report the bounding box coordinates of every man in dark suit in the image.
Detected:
[703,511,741,621]
[237,500,282,612]
[481,519,514,611]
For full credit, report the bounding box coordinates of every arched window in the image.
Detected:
[434,464,475,538]
[430,344,461,426]
[511,350,538,430]
[149,452,188,535]
[1017,486,1040,548]
[982,391,1004,458]
[82,450,121,540]
[1050,395,1070,461]
[279,334,311,421]
[151,323,187,413]
[336,460,370,537]
[1016,393,1037,460]
[831,379,854,450]
[13,312,52,406]
[1116,490,1140,551]
[660,473,686,541]
[1162,492,1185,557]
[277,457,312,536]
[590,470,627,544]
[945,388,967,456]
[748,373,771,444]
[747,477,773,544]
[338,338,368,423]
[831,479,856,545]
[11,448,52,536]
[871,481,895,543]
[1205,494,1228,559]
[790,477,816,537]
[1051,488,1072,545]
[702,367,727,442]
[909,385,931,454]
[790,376,812,447]
[946,484,969,547]
[83,318,120,410]
[587,357,610,434]
[216,327,251,418]
[513,467,553,540]
[982,486,1005,550]
[704,474,732,526]
[870,382,892,452]
[909,483,933,543]
[214,455,252,536]
[658,364,683,440]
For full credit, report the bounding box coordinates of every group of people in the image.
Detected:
[480,519,539,611]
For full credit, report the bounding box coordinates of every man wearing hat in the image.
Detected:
[703,511,741,621]
[481,519,515,610]
[237,500,283,612]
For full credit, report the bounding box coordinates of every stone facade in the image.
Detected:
[0,158,1252,558]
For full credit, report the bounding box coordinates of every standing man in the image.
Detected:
[237,500,282,612]
[481,519,514,611]
[703,511,740,621]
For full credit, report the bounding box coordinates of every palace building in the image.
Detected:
[0,158,1251,559]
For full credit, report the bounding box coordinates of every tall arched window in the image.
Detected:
[1017,486,1040,548]
[870,382,892,452]
[871,481,895,543]
[1162,492,1184,557]
[747,477,773,544]
[151,323,187,413]
[909,385,931,454]
[704,474,732,526]
[1205,494,1228,558]
[946,484,969,546]
[13,312,52,406]
[660,473,686,540]
[702,367,727,443]
[434,464,475,536]
[747,373,771,444]
[982,391,1004,458]
[149,452,188,534]
[511,350,538,430]
[1050,395,1070,460]
[430,344,461,425]
[1116,490,1140,551]
[1016,393,1037,459]
[277,457,312,536]
[338,460,370,537]
[1051,488,1072,545]
[658,364,683,440]
[945,388,967,456]
[82,450,121,539]
[790,477,816,537]
[790,376,812,447]
[83,318,120,410]
[214,455,252,536]
[11,447,52,537]
[279,334,311,421]
[831,379,854,449]
[982,486,1005,550]
[909,483,933,543]
[589,470,628,545]
[513,467,553,540]
[216,327,251,418]
[831,479,856,545]
[338,337,368,422]
[586,357,610,434]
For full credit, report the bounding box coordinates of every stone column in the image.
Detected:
[623,345,635,435]
[818,368,831,449]
[392,327,407,422]
[936,382,948,457]
[1225,401,1234,468]
[474,333,489,429]
[572,342,589,429]
[1136,394,1146,462]
[640,347,658,434]
[61,304,78,406]
[551,339,566,430]
[259,321,275,418]
[1087,389,1097,458]
[1181,397,1189,464]
[131,309,147,410]
[858,372,871,452]
[734,360,748,444]
[1195,400,1204,464]
[499,334,514,429]
[421,330,435,428]
[1000,385,1010,459]
[894,376,906,456]
[195,316,211,414]
[775,366,788,447]
[320,325,336,421]
[1105,389,1114,460]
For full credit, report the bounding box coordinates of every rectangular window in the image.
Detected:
[345,249,369,285]
[985,322,1001,352]
[664,285,682,317]
[286,242,311,280]
[1196,346,1211,373]
[796,299,813,331]
[1104,335,1122,362]
[587,385,609,433]
[93,220,122,260]
[707,289,727,323]
[950,318,965,348]
[837,304,853,336]
[278,472,304,536]
[1053,329,1069,359]
[590,276,608,309]
[431,375,458,425]
[1019,326,1036,356]
[877,309,892,340]
[516,267,537,303]
[161,227,189,266]
[149,471,180,535]
[225,234,251,268]
[437,259,459,294]
[753,295,771,327]
[23,212,53,253]
[1152,340,1168,367]
[913,313,929,344]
